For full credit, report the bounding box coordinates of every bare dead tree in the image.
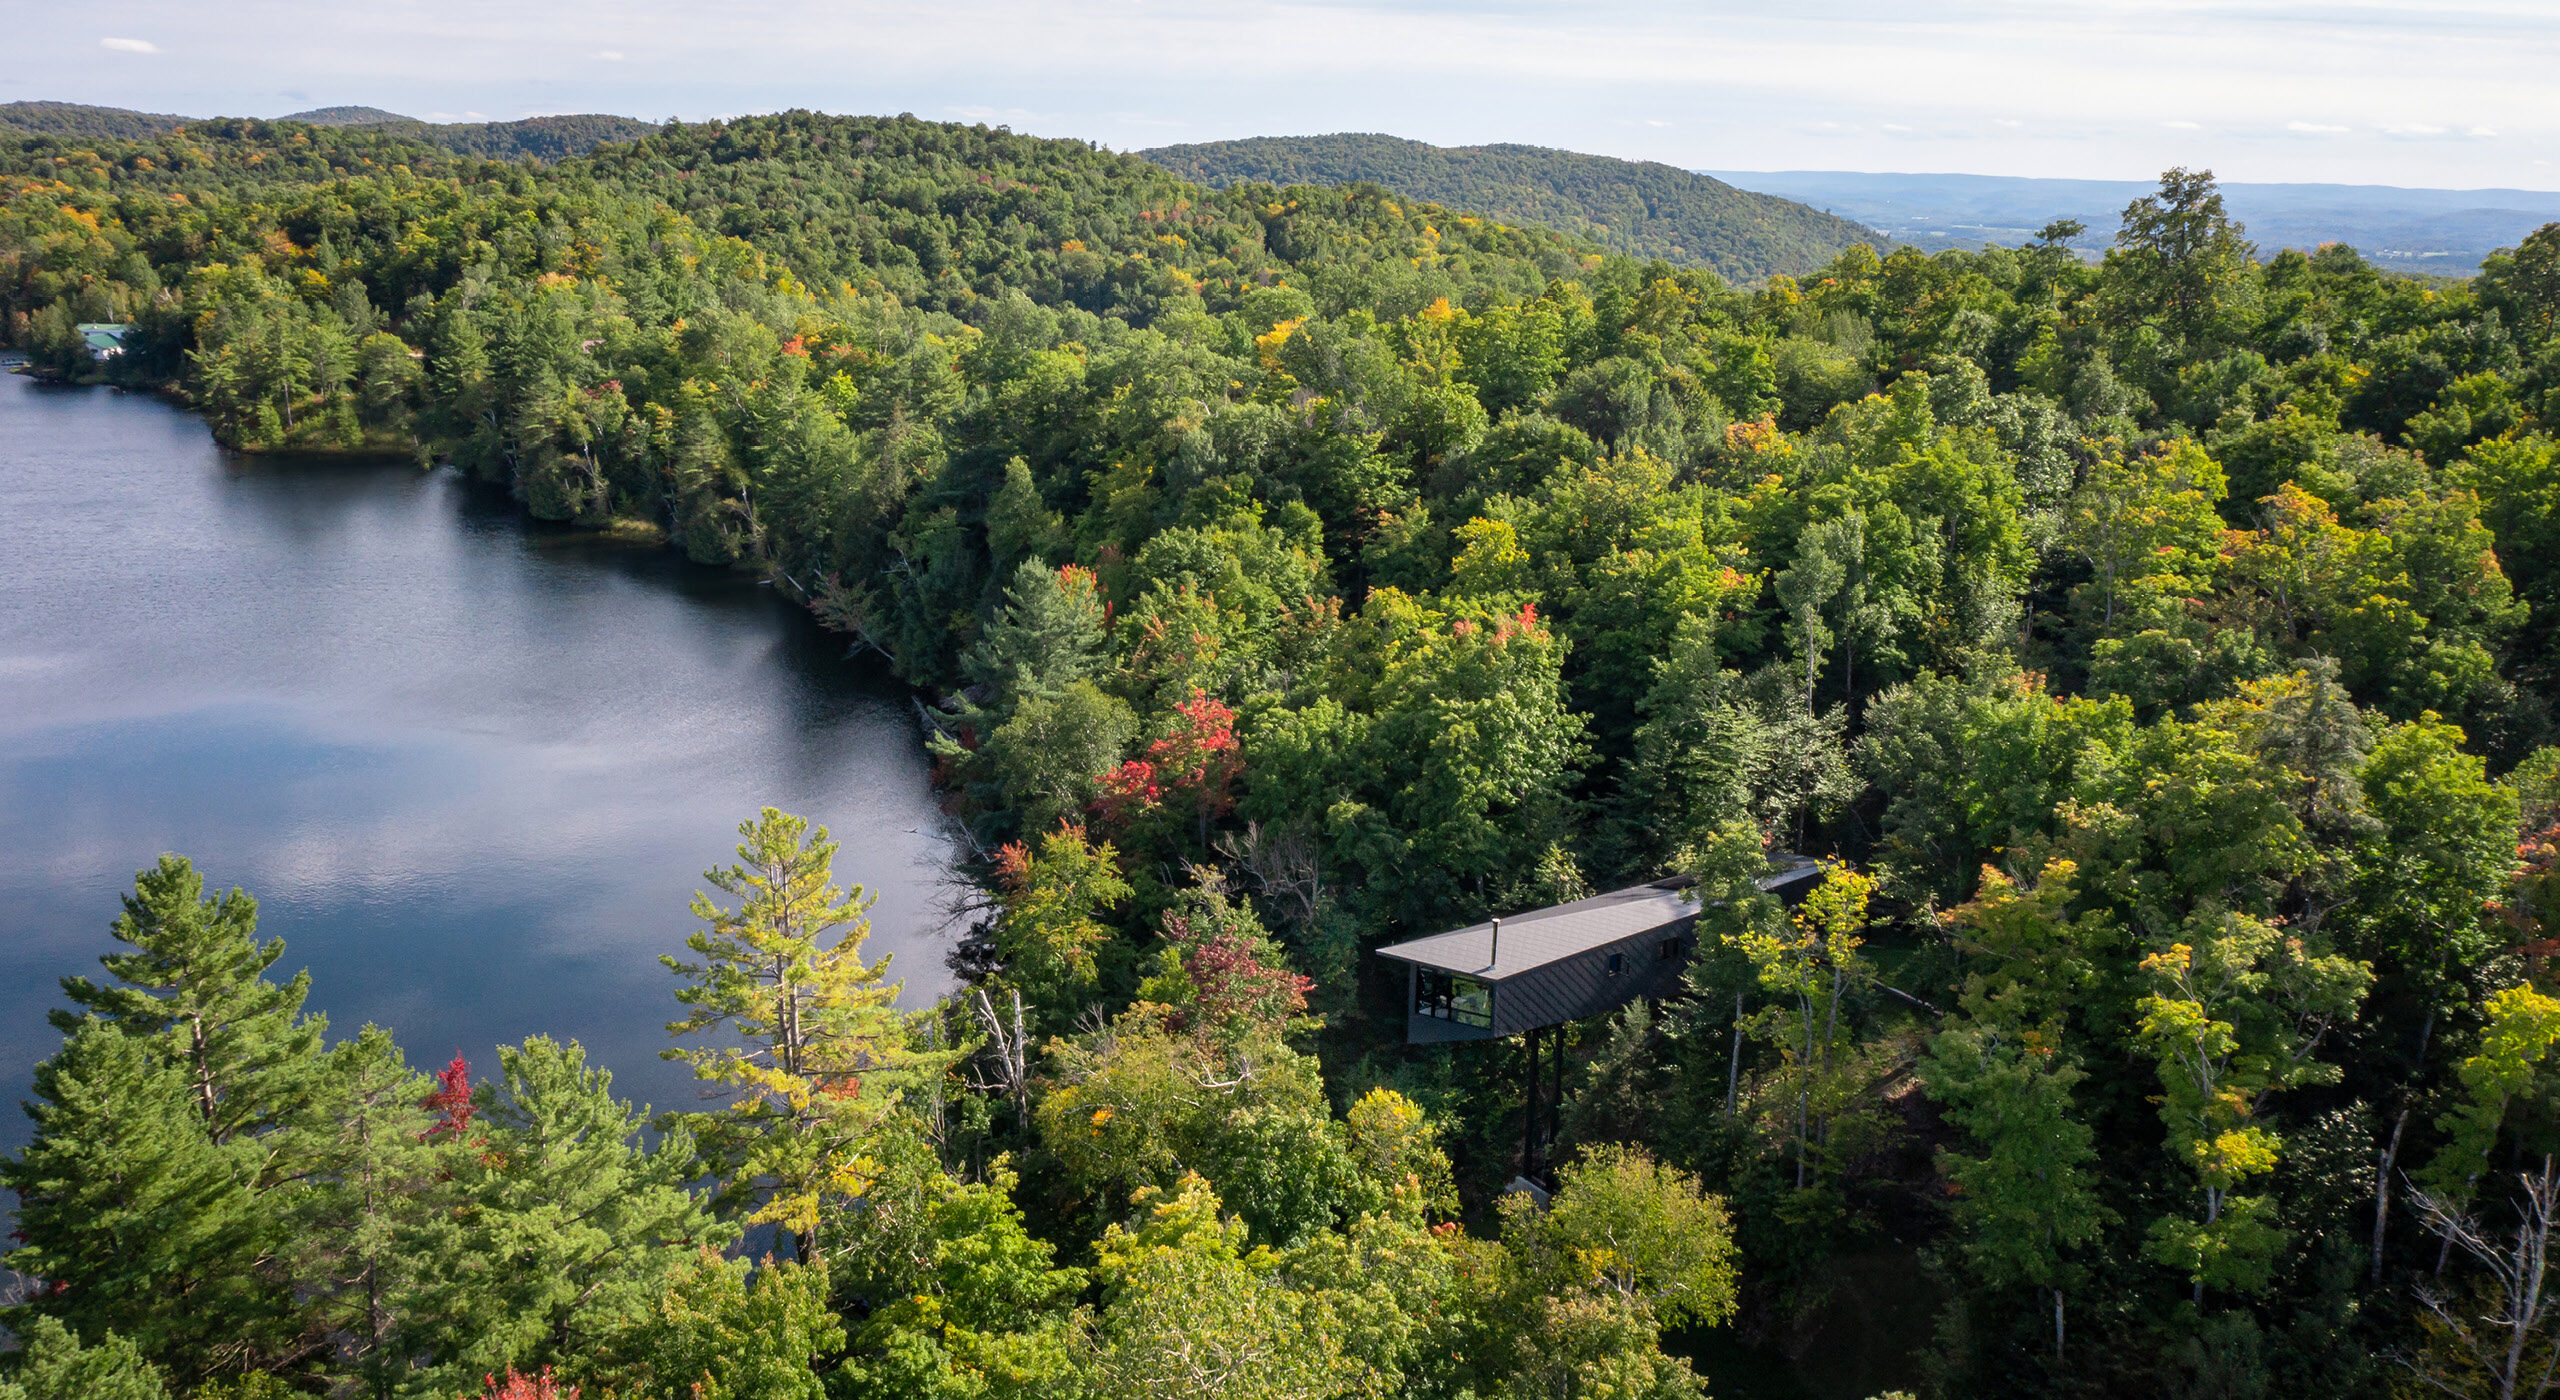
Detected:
[964,986,1034,1119]
[1213,820,1326,932]
[2406,1156,2560,1400]
[1177,858,1233,897]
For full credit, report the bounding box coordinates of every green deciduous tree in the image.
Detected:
[588,1253,844,1400]
[2107,168,2257,347]
[1923,1023,2104,1360]
[989,821,1133,1028]
[1087,1174,1353,1400]
[2133,917,2370,1299]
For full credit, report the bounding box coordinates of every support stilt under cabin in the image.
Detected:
[1378,858,1825,1194]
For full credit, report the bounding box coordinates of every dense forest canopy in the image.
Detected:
[0,100,195,141]
[276,107,423,126]
[1143,132,1884,284]
[0,101,660,162]
[7,107,2560,1399]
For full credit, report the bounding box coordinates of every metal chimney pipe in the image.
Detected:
[1489,916,1502,970]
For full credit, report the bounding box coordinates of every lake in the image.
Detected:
[0,369,960,1141]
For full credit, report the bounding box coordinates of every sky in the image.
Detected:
[6,0,2558,191]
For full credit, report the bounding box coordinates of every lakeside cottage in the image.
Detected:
[75,323,132,362]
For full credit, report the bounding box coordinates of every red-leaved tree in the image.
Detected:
[1177,931,1313,1040]
[1152,897,1312,1044]
[1094,688,1241,846]
[422,1054,475,1142]
[479,1366,576,1399]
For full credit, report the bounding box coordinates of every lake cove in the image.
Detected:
[0,370,959,1146]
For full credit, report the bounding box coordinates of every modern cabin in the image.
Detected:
[1376,858,1824,1044]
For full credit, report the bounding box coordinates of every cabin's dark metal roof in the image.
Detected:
[1377,858,1822,981]
[1378,880,1695,979]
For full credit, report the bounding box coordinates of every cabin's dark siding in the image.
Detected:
[1490,914,1696,1035]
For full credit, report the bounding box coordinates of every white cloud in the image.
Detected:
[596,50,625,61]
[2471,126,2500,137]
[1881,122,1913,133]
[99,36,158,53]
[2385,123,2448,136]
[2163,120,2202,130]
[1644,117,1672,128]
[1992,118,2023,128]
[2287,120,2350,134]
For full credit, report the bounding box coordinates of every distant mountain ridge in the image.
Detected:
[1142,132,1883,284]
[0,100,656,161]
[1707,169,2560,276]
[0,101,191,141]
[278,106,417,127]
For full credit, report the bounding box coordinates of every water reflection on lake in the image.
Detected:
[0,371,959,1142]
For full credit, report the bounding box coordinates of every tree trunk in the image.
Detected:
[2196,1187,2220,1305]
[776,952,794,1076]
[2377,1009,2438,1284]
[191,1010,219,1136]
[1725,993,1744,1121]
[1796,996,1813,1190]
[2054,1287,2065,1362]
[2374,1105,2409,1286]
[2439,1172,2479,1276]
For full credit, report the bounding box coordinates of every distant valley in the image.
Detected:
[1707,168,2560,276]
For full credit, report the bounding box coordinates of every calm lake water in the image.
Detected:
[0,370,959,1142]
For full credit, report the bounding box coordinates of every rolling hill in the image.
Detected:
[0,100,192,141]
[1,100,655,162]
[1141,132,1884,284]
[278,105,418,126]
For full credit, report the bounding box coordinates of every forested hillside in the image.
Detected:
[7,110,2560,1399]
[0,100,192,141]
[0,100,657,161]
[1144,132,1883,284]
[278,106,419,126]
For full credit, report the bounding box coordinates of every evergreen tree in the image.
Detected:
[400,1037,728,1391]
[2,1021,291,1380]
[664,809,930,1260]
[0,1316,168,1400]
[56,854,322,1145]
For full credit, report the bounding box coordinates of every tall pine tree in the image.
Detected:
[663,809,934,1261]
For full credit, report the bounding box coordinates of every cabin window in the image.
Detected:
[1416,969,1493,1027]
[1607,952,1626,976]
[1658,936,1684,962]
